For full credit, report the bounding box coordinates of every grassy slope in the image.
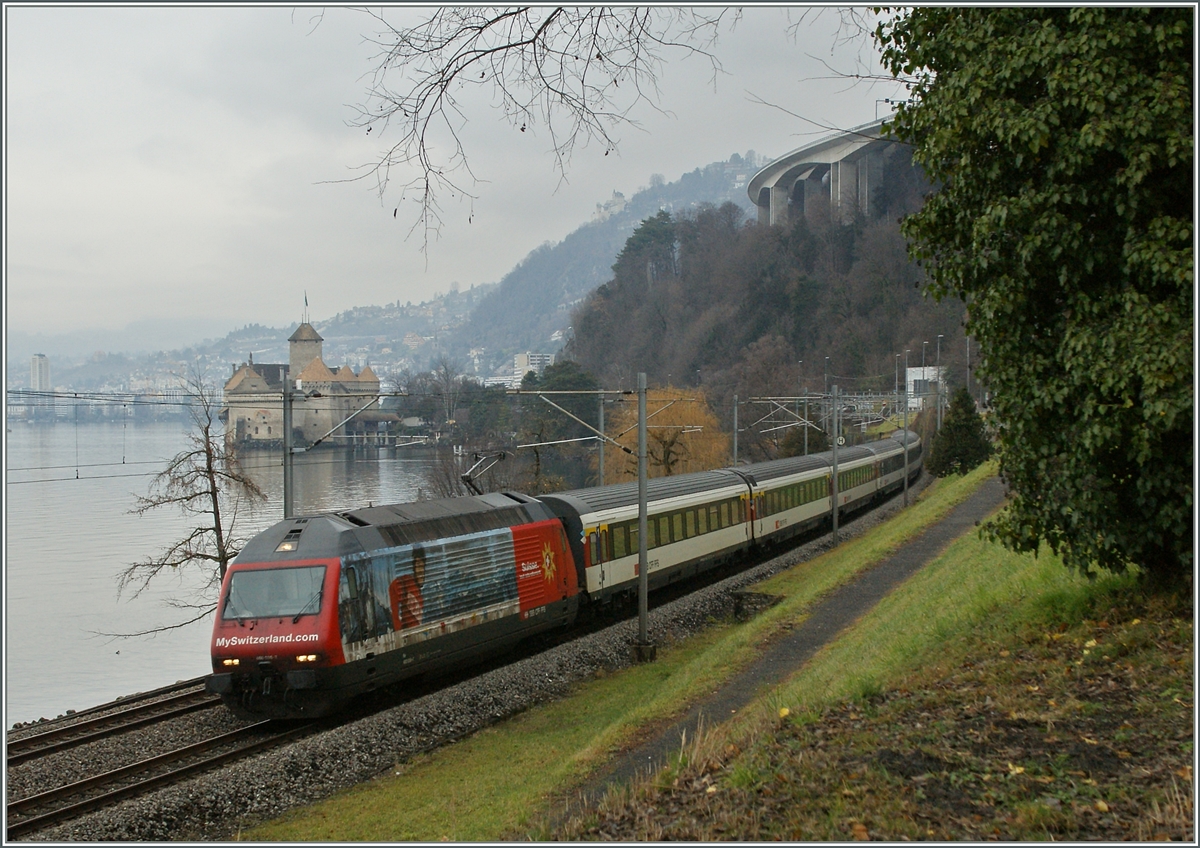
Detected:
[241,466,1193,841]
[559,515,1194,840]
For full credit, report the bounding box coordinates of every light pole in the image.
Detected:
[921,341,928,413]
[936,334,944,430]
[796,360,802,442]
[824,356,830,434]
[903,349,910,507]
[894,353,900,422]
[634,371,654,662]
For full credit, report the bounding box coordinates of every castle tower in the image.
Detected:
[288,322,324,379]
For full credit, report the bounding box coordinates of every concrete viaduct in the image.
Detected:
[747,118,901,227]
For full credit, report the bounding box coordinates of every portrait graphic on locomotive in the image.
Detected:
[207,431,921,718]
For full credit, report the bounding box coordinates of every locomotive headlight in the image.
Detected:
[296,654,318,662]
[221,658,240,667]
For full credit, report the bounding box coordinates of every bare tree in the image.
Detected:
[112,368,266,636]
[349,7,734,244]
[432,356,466,424]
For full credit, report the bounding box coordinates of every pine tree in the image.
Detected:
[927,387,992,477]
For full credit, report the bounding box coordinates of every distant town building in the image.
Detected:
[222,322,395,447]
[514,352,555,380]
[27,354,52,419]
[593,191,628,223]
[31,354,50,391]
[906,366,944,411]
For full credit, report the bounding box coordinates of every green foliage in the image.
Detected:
[926,387,992,477]
[572,181,967,463]
[779,422,828,457]
[876,8,1193,587]
[516,360,601,490]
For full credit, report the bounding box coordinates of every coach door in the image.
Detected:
[586,526,609,591]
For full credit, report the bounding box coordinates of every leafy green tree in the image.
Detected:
[927,387,992,477]
[876,8,1192,586]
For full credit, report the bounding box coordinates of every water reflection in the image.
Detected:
[4,422,433,727]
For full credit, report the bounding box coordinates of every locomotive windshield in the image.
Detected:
[222,566,326,620]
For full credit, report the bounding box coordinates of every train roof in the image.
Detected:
[235,491,554,564]
[859,430,918,456]
[735,452,830,484]
[538,468,746,515]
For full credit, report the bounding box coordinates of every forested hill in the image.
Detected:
[450,154,763,365]
[567,148,968,458]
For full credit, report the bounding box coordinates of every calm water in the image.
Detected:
[4,420,434,727]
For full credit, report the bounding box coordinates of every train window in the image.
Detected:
[647,519,657,549]
[589,532,600,566]
[673,513,684,541]
[710,505,719,530]
[720,502,730,528]
[600,529,610,562]
[224,565,326,620]
[613,525,627,559]
[660,515,671,546]
[697,506,708,534]
[686,510,696,537]
[629,524,639,553]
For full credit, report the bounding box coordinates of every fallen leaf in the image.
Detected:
[1007,762,1026,775]
[1000,649,1010,657]
[851,822,869,840]
[1085,639,1098,648]
[1095,799,1109,813]
[779,707,790,719]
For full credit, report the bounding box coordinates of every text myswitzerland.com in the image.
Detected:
[214,633,319,648]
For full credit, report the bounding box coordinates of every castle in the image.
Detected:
[222,323,393,447]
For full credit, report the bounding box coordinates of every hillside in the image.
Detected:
[450,155,763,367]
[567,147,968,460]
[7,154,762,394]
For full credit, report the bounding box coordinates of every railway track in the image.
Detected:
[7,687,222,767]
[6,720,317,839]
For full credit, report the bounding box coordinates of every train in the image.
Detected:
[206,430,922,718]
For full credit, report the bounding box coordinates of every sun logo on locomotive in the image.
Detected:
[541,541,557,584]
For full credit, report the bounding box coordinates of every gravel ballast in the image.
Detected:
[18,477,930,841]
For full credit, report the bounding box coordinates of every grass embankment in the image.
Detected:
[559,515,1194,839]
[241,466,1192,841]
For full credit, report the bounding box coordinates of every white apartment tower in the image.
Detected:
[514,352,554,379]
[31,354,51,392]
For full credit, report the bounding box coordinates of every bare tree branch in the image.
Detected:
[113,366,267,637]
[339,6,735,250]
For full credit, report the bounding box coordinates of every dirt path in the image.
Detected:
[563,476,1008,814]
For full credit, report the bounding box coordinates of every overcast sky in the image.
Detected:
[5,5,903,351]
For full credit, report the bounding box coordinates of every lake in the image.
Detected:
[4,420,434,727]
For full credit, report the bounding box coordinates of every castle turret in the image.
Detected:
[288,322,324,379]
